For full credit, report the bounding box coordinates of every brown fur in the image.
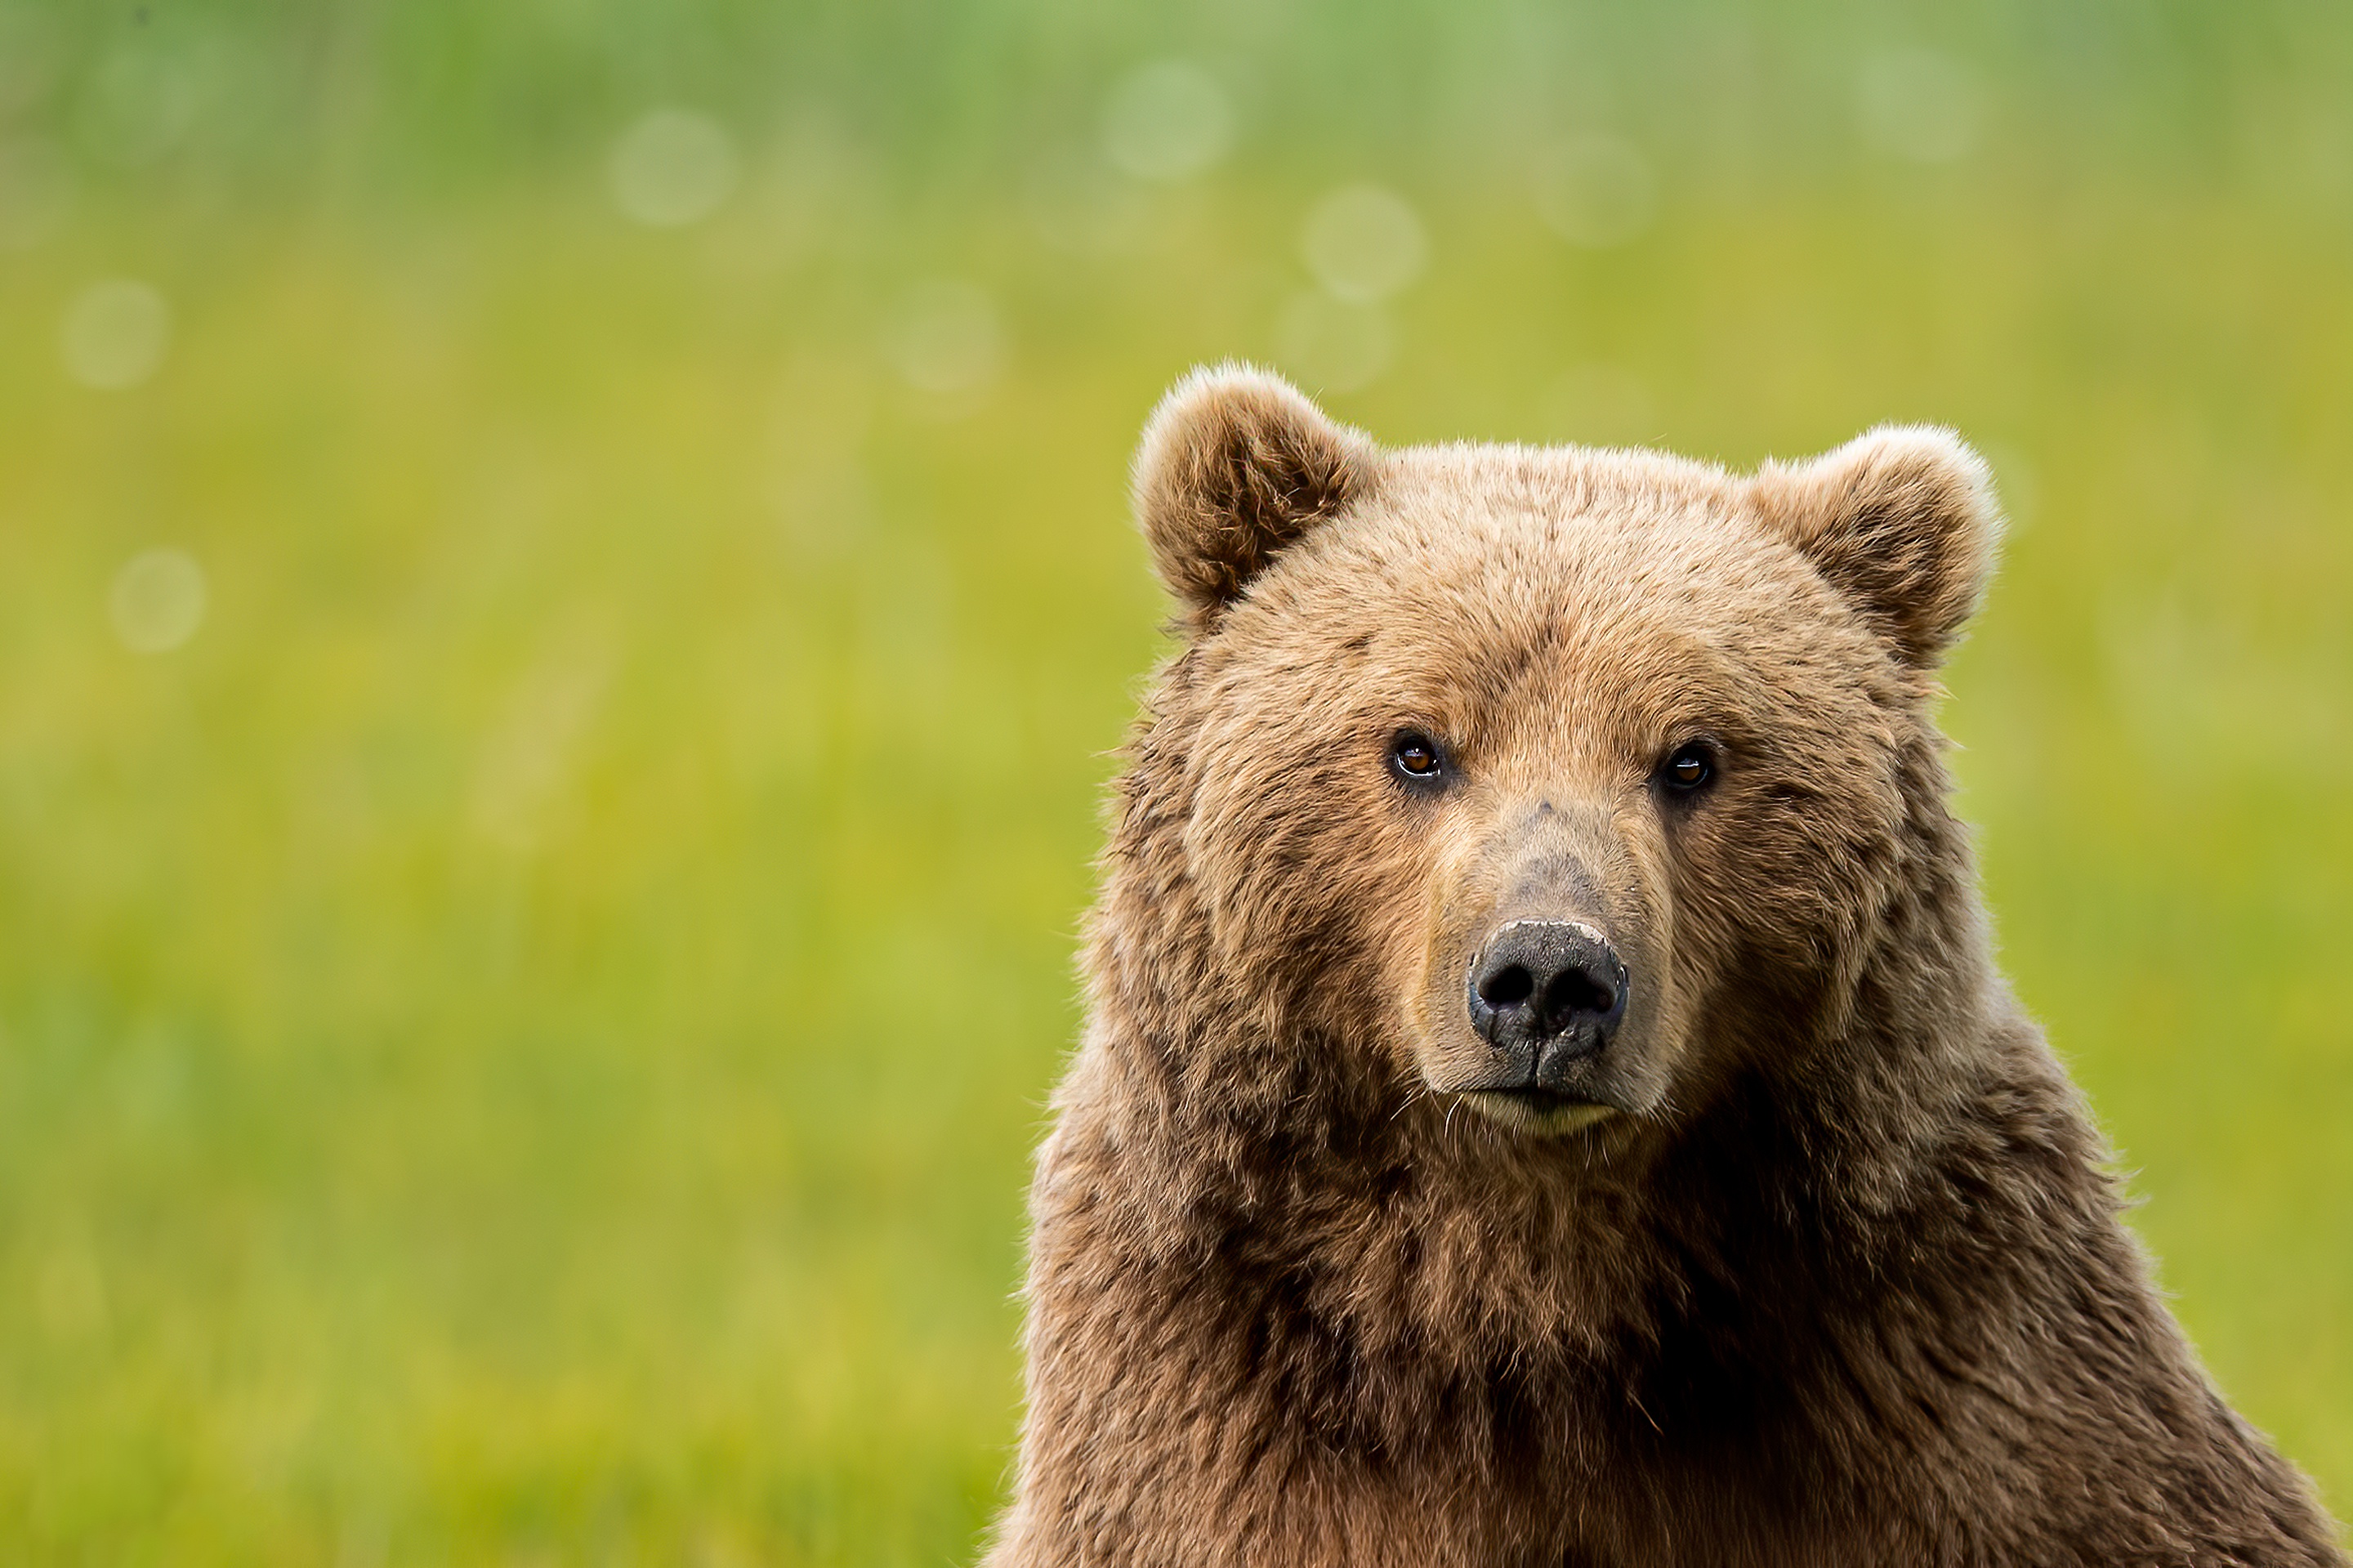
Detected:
[985,365,2343,1567]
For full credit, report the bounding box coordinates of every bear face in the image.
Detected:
[1132,366,1999,1147]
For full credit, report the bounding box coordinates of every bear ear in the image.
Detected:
[1132,364,1381,632]
[1748,426,2004,669]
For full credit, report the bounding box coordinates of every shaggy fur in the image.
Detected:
[984,365,2343,1567]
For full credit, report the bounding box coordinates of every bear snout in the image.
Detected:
[1466,918,1628,1085]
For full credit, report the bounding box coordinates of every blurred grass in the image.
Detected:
[3,2,2351,1562]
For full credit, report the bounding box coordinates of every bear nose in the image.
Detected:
[1467,920,1628,1070]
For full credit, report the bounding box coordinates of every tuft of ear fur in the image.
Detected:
[1749,426,2004,669]
[1132,364,1381,632]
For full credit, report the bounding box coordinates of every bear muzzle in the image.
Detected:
[1412,797,1664,1134]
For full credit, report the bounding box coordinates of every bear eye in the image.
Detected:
[1658,741,1715,794]
[1389,730,1446,785]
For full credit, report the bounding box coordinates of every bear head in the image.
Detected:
[1118,364,2002,1146]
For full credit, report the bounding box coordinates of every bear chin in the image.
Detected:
[1456,1089,1621,1136]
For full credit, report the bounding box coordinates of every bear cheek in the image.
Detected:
[1400,816,1502,1081]
[1605,823,1692,1105]
[1663,765,1900,1057]
[1182,739,1431,1039]
[1325,806,1462,1050]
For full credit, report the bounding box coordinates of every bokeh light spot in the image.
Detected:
[1101,61,1235,183]
[610,109,741,228]
[1299,184,1428,303]
[1855,48,1982,164]
[1533,136,1658,248]
[1275,290,1393,393]
[61,279,171,390]
[887,280,1007,396]
[109,547,208,654]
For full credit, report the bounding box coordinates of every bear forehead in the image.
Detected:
[1217,443,1870,695]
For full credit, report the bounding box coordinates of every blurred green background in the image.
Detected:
[2,1,2349,1561]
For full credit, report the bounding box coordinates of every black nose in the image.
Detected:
[1467,920,1628,1067]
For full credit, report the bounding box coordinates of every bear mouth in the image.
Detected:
[1462,1087,1619,1135]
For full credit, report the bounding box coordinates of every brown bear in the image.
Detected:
[984,365,2343,1566]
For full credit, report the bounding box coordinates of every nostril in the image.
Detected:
[1479,965,1535,1007]
[1542,969,1616,1022]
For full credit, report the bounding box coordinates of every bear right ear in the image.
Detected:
[1132,364,1381,633]
[1748,426,2004,670]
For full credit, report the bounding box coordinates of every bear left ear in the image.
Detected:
[1748,426,2004,670]
[1132,364,1382,634]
